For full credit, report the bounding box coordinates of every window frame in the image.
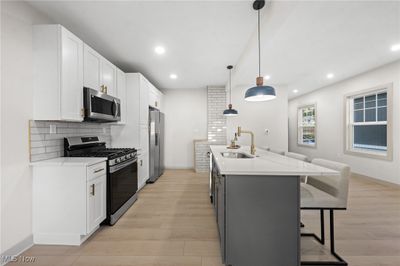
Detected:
[344,83,393,161]
[297,103,317,148]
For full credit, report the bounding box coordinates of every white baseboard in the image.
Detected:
[0,234,33,266]
[33,226,99,246]
[164,167,194,170]
[351,172,400,188]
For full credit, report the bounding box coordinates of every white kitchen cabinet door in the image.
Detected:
[139,76,150,125]
[116,68,127,124]
[33,25,84,121]
[148,86,158,109]
[101,59,117,97]
[148,82,163,111]
[83,44,102,91]
[138,152,149,190]
[60,27,84,121]
[87,174,106,234]
[139,124,149,153]
[155,90,163,111]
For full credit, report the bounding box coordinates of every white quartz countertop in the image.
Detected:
[210,145,339,176]
[30,157,107,167]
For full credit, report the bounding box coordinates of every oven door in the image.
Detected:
[108,158,138,218]
[84,87,121,122]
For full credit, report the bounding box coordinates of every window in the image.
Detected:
[345,84,393,160]
[298,105,316,147]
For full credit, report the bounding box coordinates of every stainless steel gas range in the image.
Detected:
[64,136,137,225]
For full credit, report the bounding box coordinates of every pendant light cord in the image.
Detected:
[258,9,261,77]
[229,68,232,104]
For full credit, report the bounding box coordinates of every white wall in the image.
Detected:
[289,61,400,185]
[226,85,289,152]
[1,1,53,255]
[163,88,207,169]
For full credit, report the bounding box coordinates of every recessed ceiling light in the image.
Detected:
[326,73,334,79]
[154,46,165,55]
[391,43,400,52]
[169,74,178,79]
[264,75,271,80]
[293,89,298,93]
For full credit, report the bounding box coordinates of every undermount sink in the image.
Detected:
[221,152,253,159]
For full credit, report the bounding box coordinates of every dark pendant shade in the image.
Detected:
[245,85,276,102]
[245,1,276,102]
[223,105,238,116]
[223,66,238,117]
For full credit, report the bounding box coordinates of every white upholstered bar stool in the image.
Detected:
[285,152,309,183]
[285,152,308,162]
[300,158,350,266]
[269,148,285,155]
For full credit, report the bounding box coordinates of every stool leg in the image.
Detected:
[320,209,325,245]
[330,210,335,253]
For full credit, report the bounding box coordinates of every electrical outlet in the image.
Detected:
[49,124,57,134]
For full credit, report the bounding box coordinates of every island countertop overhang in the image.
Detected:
[210,145,339,176]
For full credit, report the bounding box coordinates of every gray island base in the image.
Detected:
[210,145,339,266]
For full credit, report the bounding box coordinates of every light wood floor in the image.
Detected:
[9,170,400,266]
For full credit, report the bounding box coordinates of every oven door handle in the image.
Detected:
[109,158,137,173]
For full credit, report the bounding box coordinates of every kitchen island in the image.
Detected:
[209,145,338,266]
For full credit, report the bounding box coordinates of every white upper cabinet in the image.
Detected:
[33,25,84,121]
[116,68,127,124]
[83,44,117,97]
[111,73,140,148]
[148,83,163,111]
[83,44,102,91]
[139,75,150,125]
[101,59,117,96]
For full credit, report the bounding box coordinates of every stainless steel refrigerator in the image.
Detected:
[148,109,165,183]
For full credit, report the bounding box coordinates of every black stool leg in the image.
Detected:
[320,209,325,245]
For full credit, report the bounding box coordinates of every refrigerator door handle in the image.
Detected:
[155,132,158,146]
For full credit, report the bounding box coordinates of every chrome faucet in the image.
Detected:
[237,126,256,155]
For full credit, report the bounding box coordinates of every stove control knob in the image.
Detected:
[127,154,131,159]
[115,158,121,163]
[121,156,126,161]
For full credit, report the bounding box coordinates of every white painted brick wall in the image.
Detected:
[207,87,227,144]
[194,140,211,173]
[194,87,227,173]
[29,121,111,162]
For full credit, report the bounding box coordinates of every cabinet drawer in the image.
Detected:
[87,162,107,181]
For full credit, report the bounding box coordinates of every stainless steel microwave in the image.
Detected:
[83,87,121,122]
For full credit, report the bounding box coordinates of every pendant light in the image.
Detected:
[245,0,276,102]
[223,65,238,116]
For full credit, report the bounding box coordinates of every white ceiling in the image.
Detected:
[27,0,256,90]
[28,1,400,98]
[233,0,400,98]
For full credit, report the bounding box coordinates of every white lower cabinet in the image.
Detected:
[86,175,107,234]
[32,159,107,246]
[138,152,149,190]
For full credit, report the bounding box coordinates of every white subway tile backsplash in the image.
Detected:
[31,147,46,155]
[45,145,63,153]
[29,120,111,162]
